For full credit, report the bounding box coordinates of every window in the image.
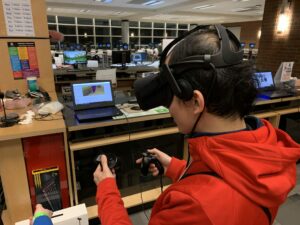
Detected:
[178,24,188,29]
[112,37,122,45]
[140,22,152,28]
[78,36,94,45]
[111,28,121,36]
[96,36,110,44]
[78,26,94,35]
[57,16,75,24]
[47,15,56,23]
[48,24,57,31]
[153,38,163,44]
[59,25,76,35]
[140,29,152,36]
[129,28,139,37]
[62,36,77,44]
[141,38,152,45]
[77,18,93,25]
[178,30,188,37]
[166,23,176,29]
[166,30,176,37]
[153,29,164,37]
[111,20,121,26]
[154,23,164,28]
[95,27,110,35]
[95,19,109,26]
[129,21,139,27]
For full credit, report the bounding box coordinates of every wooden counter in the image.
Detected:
[0,93,72,225]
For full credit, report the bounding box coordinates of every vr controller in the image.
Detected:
[95,153,119,169]
[140,152,164,176]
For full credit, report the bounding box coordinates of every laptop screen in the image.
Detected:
[71,81,114,110]
[255,72,274,89]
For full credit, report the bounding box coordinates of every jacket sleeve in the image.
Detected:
[96,178,133,225]
[165,157,186,182]
[33,215,53,225]
[149,190,213,225]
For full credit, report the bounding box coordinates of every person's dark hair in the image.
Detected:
[168,28,257,119]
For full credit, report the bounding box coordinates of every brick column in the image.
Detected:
[256,0,299,78]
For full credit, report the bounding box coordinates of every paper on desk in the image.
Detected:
[114,104,169,119]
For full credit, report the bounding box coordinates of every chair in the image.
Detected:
[96,68,117,88]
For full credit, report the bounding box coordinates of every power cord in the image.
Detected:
[119,104,164,221]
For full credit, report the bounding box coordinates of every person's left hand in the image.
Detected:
[93,154,116,185]
[30,204,53,225]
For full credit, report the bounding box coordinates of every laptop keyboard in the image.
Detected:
[75,107,122,121]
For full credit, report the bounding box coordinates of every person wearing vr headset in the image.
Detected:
[93,25,300,225]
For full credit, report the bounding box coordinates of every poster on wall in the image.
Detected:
[8,42,40,79]
[2,0,35,37]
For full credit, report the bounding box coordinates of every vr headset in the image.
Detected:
[133,24,244,110]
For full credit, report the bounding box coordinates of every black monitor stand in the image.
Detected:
[73,64,79,69]
[121,52,128,70]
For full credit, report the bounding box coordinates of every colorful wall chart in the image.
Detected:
[8,42,39,79]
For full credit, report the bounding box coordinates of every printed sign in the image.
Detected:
[8,42,39,79]
[2,0,35,36]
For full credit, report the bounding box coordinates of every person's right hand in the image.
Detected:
[136,148,172,176]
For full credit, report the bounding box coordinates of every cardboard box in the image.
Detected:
[15,204,88,225]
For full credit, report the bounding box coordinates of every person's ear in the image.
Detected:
[193,90,205,114]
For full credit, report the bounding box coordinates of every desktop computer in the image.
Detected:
[63,50,87,69]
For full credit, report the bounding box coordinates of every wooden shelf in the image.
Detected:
[276,107,299,115]
[70,134,129,151]
[70,127,179,151]
[87,185,170,220]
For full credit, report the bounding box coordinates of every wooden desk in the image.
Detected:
[63,94,300,220]
[1,94,299,224]
[0,93,72,225]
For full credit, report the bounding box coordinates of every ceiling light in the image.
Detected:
[94,0,112,3]
[232,0,250,2]
[47,7,52,11]
[79,9,91,13]
[193,4,216,10]
[143,0,165,6]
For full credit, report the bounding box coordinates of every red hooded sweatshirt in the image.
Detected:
[96,119,300,225]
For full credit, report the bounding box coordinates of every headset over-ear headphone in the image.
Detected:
[133,24,243,111]
[160,24,243,101]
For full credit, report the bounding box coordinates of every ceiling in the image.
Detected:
[46,0,265,24]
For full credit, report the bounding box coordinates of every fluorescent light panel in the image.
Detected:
[143,0,165,6]
[94,0,113,3]
[193,4,215,10]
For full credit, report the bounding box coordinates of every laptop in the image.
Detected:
[254,72,293,99]
[71,80,123,122]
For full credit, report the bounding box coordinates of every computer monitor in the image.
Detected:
[123,43,129,50]
[112,50,131,69]
[63,50,87,68]
[249,43,256,49]
[106,43,111,49]
[240,42,245,48]
[132,53,142,64]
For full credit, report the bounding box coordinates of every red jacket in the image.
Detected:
[96,119,300,225]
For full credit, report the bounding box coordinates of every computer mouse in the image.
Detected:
[130,106,141,111]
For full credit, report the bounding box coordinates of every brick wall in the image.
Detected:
[223,21,262,48]
[256,0,300,78]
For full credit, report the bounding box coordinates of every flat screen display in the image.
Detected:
[72,81,113,107]
[63,50,87,65]
[255,72,274,89]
